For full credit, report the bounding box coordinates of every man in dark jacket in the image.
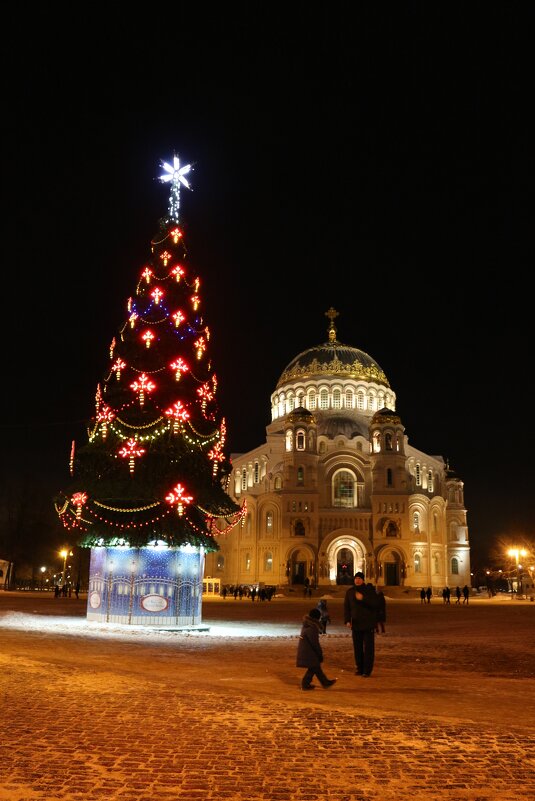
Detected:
[344,571,379,677]
[296,609,337,690]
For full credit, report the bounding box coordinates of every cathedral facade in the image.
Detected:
[205,310,471,592]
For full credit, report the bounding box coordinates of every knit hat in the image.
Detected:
[309,608,321,620]
[354,571,365,580]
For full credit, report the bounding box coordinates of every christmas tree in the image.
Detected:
[54,156,243,625]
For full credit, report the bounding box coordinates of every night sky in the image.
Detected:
[3,8,533,567]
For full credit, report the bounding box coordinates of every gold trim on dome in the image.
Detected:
[372,411,401,425]
[277,357,390,387]
[289,408,317,425]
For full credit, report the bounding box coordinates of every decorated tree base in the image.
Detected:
[86,544,205,626]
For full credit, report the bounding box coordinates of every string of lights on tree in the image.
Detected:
[55,155,245,548]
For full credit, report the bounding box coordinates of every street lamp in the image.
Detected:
[507,548,527,597]
[60,549,68,587]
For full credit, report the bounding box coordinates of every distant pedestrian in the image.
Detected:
[303,577,311,598]
[420,588,426,604]
[74,580,81,600]
[455,586,461,604]
[344,572,379,677]
[462,585,470,604]
[251,586,257,602]
[425,587,432,604]
[375,589,386,634]
[316,599,331,634]
[296,608,337,690]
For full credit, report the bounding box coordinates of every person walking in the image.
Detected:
[316,599,331,634]
[420,587,426,604]
[375,588,386,634]
[344,572,379,677]
[462,585,470,604]
[455,586,461,604]
[296,608,337,690]
[425,587,432,604]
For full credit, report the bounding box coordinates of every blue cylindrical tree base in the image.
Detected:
[86,545,205,626]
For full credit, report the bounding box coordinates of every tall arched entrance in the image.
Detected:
[377,547,403,586]
[324,535,368,586]
[287,547,314,586]
[336,547,354,585]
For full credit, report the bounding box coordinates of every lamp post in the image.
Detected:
[60,549,68,588]
[507,548,527,598]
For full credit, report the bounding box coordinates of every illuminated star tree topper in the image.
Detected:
[159,154,192,223]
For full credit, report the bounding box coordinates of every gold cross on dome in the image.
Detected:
[325,307,339,343]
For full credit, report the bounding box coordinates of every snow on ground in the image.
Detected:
[0,610,299,640]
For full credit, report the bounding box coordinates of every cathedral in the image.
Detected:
[205,309,471,592]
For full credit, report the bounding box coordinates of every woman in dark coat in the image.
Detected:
[296,609,337,690]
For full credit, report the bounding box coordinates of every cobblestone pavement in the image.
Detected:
[1,592,534,801]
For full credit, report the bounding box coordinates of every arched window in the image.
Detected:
[320,389,328,409]
[345,390,353,409]
[241,469,247,491]
[433,512,438,532]
[357,392,365,410]
[433,554,439,574]
[428,470,434,492]
[266,512,273,534]
[285,429,293,451]
[297,466,304,485]
[415,464,421,486]
[319,441,326,453]
[414,554,421,573]
[413,511,420,531]
[264,551,273,571]
[373,432,381,453]
[294,520,305,536]
[333,389,341,408]
[308,390,316,410]
[386,468,393,487]
[368,394,375,411]
[287,393,295,412]
[245,553,251,572]
[333,470,355,508]
[254,461,259,483]
[296,430,305,450]
[451,557,459,575]
[274,476,282,490]
[385,433,392,450]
